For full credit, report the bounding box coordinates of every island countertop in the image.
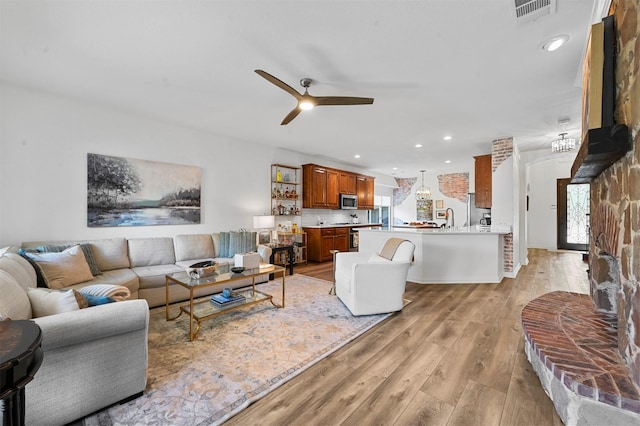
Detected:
[386,225,511,235]
[357,226,511,284]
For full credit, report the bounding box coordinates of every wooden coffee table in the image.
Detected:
[165,263,285,341]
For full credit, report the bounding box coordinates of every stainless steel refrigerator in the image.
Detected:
[466,193,491,226]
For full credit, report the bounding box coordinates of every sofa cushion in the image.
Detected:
[36,243,102,276]
[0,251,37,291]
[131,264,183,290]
[27,287,80,317]
[23,245,94,289]
[0,270,32,320]
[23,238,130,272]
[78,284,131,301]
[128,237,176,267]
[174,234,214,262]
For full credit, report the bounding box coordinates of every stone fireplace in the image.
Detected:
[521,1,640,424]
[589,0,640,391]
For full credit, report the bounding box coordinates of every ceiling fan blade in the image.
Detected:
[315,96,374,106]
[281,107,302,125]
[255,69,302,100]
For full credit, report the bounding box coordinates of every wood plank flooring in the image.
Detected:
[227,249,588,425]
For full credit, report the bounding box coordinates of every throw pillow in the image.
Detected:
[219,232,230,258]
[36,243,102,276]
[79,284,131,301]
[27,287,80,317]
[23,245,94,289]
[18,249,49,288]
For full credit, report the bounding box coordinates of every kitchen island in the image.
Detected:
[357,226,510,284]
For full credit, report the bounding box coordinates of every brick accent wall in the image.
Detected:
[590,0,640,388]
[393,177,417,206]
[491,137,513,172]
[503,234,513,272]
[436,172,469,203]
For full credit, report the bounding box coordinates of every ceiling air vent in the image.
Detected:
[513,0,556,26]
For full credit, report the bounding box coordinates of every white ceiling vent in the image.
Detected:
[513,0,556,26]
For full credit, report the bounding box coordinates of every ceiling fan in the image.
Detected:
[255,69,374,125]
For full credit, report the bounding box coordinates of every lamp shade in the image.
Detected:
[253,215,275,229]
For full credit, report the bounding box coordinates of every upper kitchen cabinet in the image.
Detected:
[339,171,357,195]
[474,154,492,208]
[356,175,375,210]
[302,164,339,209]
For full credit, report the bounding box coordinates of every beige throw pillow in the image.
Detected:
[27,287,80,317]
[24,245,94,289]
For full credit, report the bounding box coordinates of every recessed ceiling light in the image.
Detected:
[443,136,452,141]
[542,34,569,52]
[392,167,398,170]
[354,154,360,159]
[415,144,423,148]
[445,160,451,164]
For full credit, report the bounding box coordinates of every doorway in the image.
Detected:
[557,178,589,251]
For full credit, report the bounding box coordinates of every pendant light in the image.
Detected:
[415,170,431,201]
[551,133,576,153]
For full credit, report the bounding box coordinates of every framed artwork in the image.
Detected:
[435,200,444,209]
[87,153,201,227]
[436,210,446,219]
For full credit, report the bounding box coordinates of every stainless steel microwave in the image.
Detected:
[340,194,358,210]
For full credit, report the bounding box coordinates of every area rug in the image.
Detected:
[83,275,392,425]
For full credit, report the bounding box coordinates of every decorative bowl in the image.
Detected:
[186,260,218,279]
[230,266,245,274]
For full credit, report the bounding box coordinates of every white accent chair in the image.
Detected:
[335,239,415,316]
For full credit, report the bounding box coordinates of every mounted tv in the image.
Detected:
[571,15,629,183]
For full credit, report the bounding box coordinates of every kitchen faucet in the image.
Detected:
[445,208,454,229]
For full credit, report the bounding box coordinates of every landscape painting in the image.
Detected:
[87,153,201,227]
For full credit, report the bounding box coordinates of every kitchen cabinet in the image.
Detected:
[304,227,349,262]
[339,171,357,195]
[302,164,339,209]
[474,154,492,208]
[356,175,375,210]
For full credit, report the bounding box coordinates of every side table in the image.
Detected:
[269,245,295,279]
[0,320,44,426]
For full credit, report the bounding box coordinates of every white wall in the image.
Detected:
[0,84,371,247]
[523,150,577,250]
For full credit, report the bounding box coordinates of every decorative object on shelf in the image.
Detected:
[253,215,275,245]
[436,210,446,219]
[436,199,444,209]
[415,170,431,201]
[551,133,576,153]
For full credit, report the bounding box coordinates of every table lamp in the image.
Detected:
[253,215,275,245]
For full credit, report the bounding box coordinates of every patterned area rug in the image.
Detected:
[83,275,392,425]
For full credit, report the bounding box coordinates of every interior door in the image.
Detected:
[557,178,590,251]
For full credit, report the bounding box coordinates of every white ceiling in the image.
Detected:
[0,0,607,177]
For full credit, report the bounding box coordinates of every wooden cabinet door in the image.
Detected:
[334,227,349,252]
[326,169,339,209]
[474,155,492,208]
[339,172,357,195]
[365,177,375,209]
[357,175,375,209]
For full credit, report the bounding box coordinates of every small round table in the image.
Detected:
[0,320,43,426]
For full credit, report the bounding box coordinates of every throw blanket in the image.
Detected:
[379,238,410,260]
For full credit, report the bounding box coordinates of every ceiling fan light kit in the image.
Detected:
[255,69,374,125]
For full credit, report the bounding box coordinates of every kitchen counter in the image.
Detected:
[358,226,511,284]
[303,223,382,229]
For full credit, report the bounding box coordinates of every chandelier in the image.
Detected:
[551,133,576,153]
[415,170,431,201]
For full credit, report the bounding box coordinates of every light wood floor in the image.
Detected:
[227,248,589,426]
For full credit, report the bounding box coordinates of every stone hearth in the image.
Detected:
[522,291,640,425]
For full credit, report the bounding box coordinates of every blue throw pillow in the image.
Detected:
[80,293,115,306]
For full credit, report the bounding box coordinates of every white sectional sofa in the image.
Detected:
[20,232,272,308]
[0,231,272,425]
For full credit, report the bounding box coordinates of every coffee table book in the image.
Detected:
[210,293,246,306]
